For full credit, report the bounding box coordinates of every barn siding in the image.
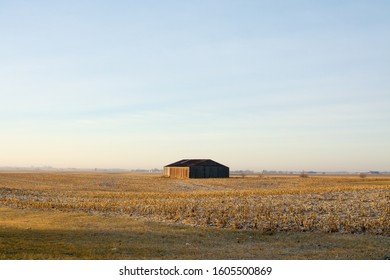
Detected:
[189,166,229,178]
[218,166,230,178]
[168,167,190,179]
[189,166,204,178]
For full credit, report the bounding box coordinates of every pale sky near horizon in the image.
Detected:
[1,1,389,171]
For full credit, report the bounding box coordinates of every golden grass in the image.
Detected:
[0,173,389,234]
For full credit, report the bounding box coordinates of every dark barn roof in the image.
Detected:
[165,159,228,168]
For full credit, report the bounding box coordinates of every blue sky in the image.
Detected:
[1,0,389,171]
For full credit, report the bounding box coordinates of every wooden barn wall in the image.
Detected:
[168,167,190,179]
[163,167,170,177]
[189,166,229,178]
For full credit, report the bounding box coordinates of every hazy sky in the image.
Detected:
[1,1,389,171]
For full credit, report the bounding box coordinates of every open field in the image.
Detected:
[0,172,389,259]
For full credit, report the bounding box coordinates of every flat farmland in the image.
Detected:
[0,172,389,259]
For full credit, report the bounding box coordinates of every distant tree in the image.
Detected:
[359,173,367,178]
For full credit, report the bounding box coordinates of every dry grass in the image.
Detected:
[1,207,389,260]
[0,173,389,235]
[0,172,389,259]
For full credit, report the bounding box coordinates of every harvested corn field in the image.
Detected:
[1,172,389,235]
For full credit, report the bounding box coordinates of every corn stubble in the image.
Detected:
[0,173,389,235]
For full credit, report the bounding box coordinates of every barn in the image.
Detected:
[163,159,229,179]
